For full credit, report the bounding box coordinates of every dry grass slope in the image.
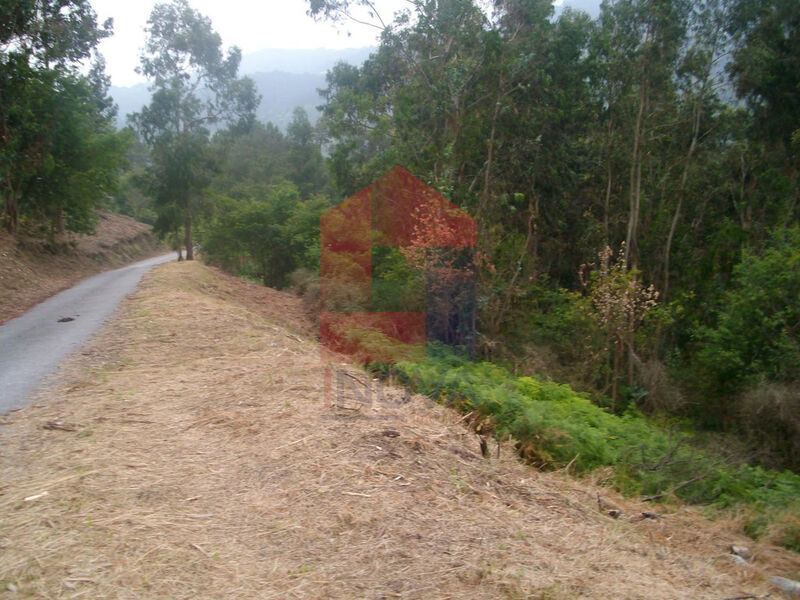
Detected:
[1,262,797,599]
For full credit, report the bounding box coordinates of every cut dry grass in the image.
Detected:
[0,261,798,599]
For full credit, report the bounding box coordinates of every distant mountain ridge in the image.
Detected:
[239,47,374,76]
[110,47,376,131]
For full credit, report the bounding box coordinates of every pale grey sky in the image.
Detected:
[91,0,409,86]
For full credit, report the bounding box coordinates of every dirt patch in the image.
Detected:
[0,261,797,599]
[0,211,165,324]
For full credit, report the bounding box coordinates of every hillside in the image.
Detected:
[110,47,376,130]
[238,47,375,76]
[0,261,797,598]
[0,212,164,325]
[111,72,328,131]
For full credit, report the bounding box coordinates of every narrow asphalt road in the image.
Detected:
[0,254,175,413]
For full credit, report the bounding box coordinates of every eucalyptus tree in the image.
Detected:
[656,0,730,304]
[287,107,327,198]
[592,0,691,270]
[725,0,799,237]
[130,0,259,260]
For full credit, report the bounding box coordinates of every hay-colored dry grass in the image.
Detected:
[1,261,798,599]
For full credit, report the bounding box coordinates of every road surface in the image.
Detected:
[0,254,174,413]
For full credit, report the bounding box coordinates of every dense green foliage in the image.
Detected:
[689,229,800,465]
[385,345,800,549]
[0,1,129,235]
[310,0,800,468]
[202,182,330,287]
[695,229,800,395]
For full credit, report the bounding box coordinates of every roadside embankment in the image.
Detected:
[0,211,164,324]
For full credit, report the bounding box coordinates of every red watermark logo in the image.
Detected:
[320,166,477,405]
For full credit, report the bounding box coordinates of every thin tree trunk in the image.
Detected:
[663,106,700,303]
[184,205,193,261]
[479,97,502,221]
[470,251,478,360]
[489,201,535,336]
[663,27,717,303]
[529,195,540,281]
[612,329,623,412]
[603,118,614,245]
[604,164,613,246]
[625,31,650,268]
[627,73,647,390]
[4,191,19,234]
[56,207,65,236]
[626,80,645,267]
[628,307,636,387]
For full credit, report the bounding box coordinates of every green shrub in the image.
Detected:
[691,228,800,427]
[202,183,331,288]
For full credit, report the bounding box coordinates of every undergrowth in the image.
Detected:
[378,344,800,552]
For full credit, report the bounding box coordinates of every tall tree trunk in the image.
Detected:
[603,117,614,245]
[627,76,646,388]
[663,26,717,303]
[184,205,193,261]
[625,22,651,268]
[628,305,636,387]
[488,201,535,336]
[626,78,646,268]
[529,194,540,281]
[479,97,502,221]
[175,224,183,261]
[612,328,623,412]
[663,105,700,303]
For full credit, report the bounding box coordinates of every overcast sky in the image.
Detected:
[91,0,410,87]
[91,0,579,87]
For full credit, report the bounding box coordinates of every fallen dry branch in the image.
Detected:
[42,420,77,432]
